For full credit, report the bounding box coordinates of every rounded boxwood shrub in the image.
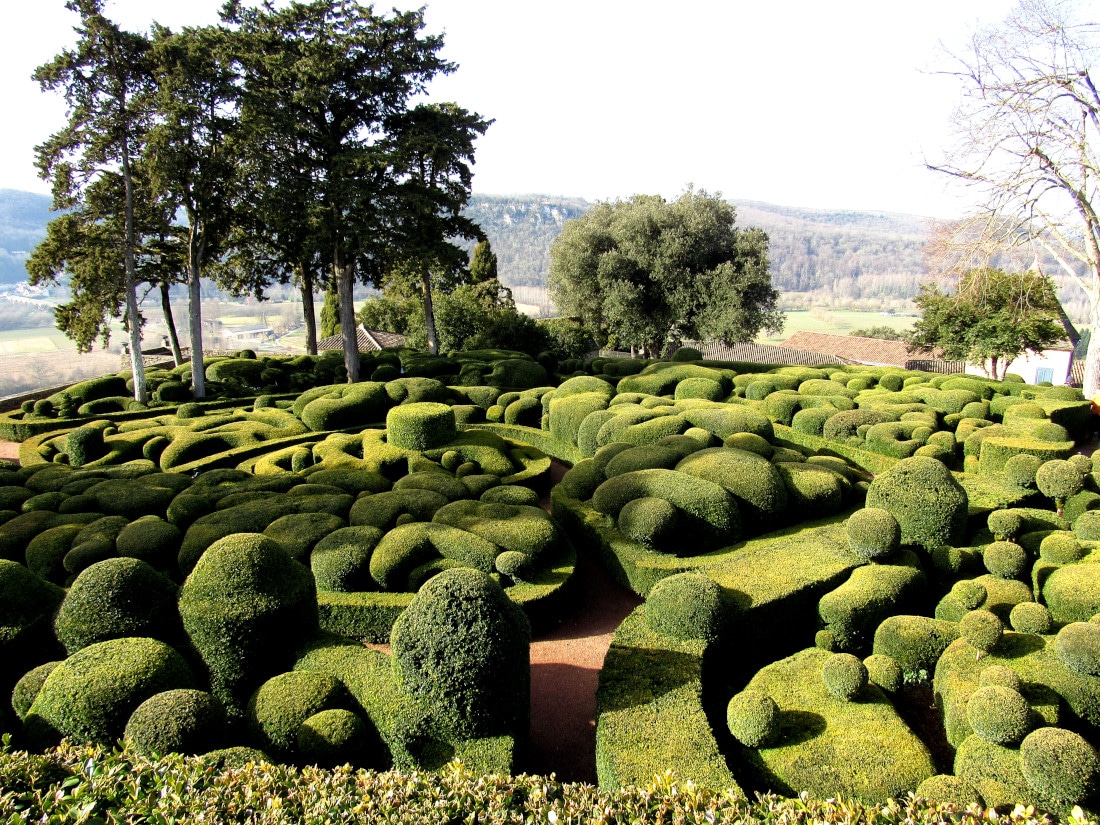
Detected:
[1002,453,1044,488]
[12,661,60,720]
[821,652,867,701]
[960,609,1003,658]
[480,485,540,507]
[263,512,346,561]
[775,463,844,520]
[26,637,194,747]
[386,402,457,451]
[618,496,679,551]
[310,526,383,592]
[1043,564,1100,624]
[390,567,530,739]
[951,579,987,611]
[1019,726,1100,804]
[674,377,724,401]
[863,653,902,693]
[670,346,702,362]
[247,670,348,756]
[915,774,983,808]
[124,688,224,756]
[982,540,1028,580]
[114,516,182,570]
[1009,601,1053,635]
[178,533,318,720]
[1054,621,1100,675]
[726,689,779,747]
[54,557,180,655]
[1035,459,1084,508]
[645,572,729,643]
[297,708,377,768]
[865,456,968,549]
[845,507,900,562]
[987,510,1023,541]
[1039,531,1084,564]
[978,664,1023,693]
[675,447,788,530]
[966,684,1031,745]
[1076,510,1100,540]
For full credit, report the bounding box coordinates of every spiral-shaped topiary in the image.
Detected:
[1054,621,1100,676]
[1019,726,1100,804]
[960,609,1003,658]
[645,572,730,643]
[821,652,868,701]
[726,689,780,747]
[982,541,1028,580]
[1009,601,1053,635]
[845,507,900,562]
[966,684,1031,745]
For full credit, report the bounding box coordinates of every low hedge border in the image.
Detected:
[595,604,740,791]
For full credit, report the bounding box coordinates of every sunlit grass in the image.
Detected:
[758,310,917,345]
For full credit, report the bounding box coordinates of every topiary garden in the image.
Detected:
[3,352,1100,818]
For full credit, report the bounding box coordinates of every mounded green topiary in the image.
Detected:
[1054,621,1100,675]
[645,572,730,643]
[114,516,182,570]
[863,654,902,693]
[978,664,1023,692]
[951,579,988,611]
[480,485,540,507]
[1019,726,1100,804]
[821,652,868,701]
[385,402,457,451]
[54,557,180,655]
[960,610,1004,658]
[1009,601,1053,635]
[178,533,318,719]
[390,567,530,740]
[349,489,449,531]
[26,637,194,747]
[124,688,224,756]
[310,526,383,592]
[247,670,348,756]
[1073,510,1100,541]
[915,774,983,808]
[1038,531,1084,565]
[296,707,378,768]
[1035,459,1084,508]
[845,508,900,562]
[675,447,788,531]
[865,457,968,549]
[726,689,779,747]
[965,684,1031,745]
[262,512,346,561]
[11,661,60,720]
[1043,563,1100,624]
[987,509,1023,541]
[982,540,1028,580]
[618,496,680,552]
[872,615,960,682]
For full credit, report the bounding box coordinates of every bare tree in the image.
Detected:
[929,0,1100,392]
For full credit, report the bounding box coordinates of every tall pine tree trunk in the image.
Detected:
[421,266,438,355]
[335,251,360,383]
[188,229,207,399]
[120,141,147,403]
[299,262,318,355]
[159,280,183,366]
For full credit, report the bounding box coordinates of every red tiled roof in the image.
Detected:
[779,331,913,367]
[317,324,405,352]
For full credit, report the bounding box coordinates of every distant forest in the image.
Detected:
[0,188,1089,321]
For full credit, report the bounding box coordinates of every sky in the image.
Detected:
[0,0,1024,219]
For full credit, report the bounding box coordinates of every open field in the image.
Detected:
[757,309,918,345]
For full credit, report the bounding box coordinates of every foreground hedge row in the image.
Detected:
[2,740,1088,825]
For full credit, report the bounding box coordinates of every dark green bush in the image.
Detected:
[644,572,729,643]
[54,557,180,655]
[775,463,844,520]
[311,526,383,592]
[960,609,1004,657]
[348,489,449,531]
[1019,726,1100,804]
[296,707,377,768]
[178,533,318,719]
[674,377,724,401]
[247,670,349,757]
[865,457,968,549]
[726,689,779,747]
[618,496,680,551]
[26,637,194,747]
[821,652,867,701]
[385,402,456,451]
[603,445,682,477]
[915,774,983,808]
[113,516,182,571]
[177,498,300,575]
[11,661,60,720]
[124,688,224,756]
[1042,563,1100,624]
[369,521,498,591]
[1009,601,1052,635]
[670,346,702,362]
[872,615,959,681]
[390,567,530,740]
[822,409,894,441]
[987,510,1023,541]
[818,560,925,653]
[263,512,346,561]
[982,540,1028,580]
[479,486,540,507]
[392,471,469,502]
[845,508,900,562]
[1035,459,1084,506]
[1053,621,1100,675]
[965,684,1031,745]
[1074,509,1100,540]
[675,447,788,531]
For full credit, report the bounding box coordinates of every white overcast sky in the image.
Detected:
[0,0,1023,218]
